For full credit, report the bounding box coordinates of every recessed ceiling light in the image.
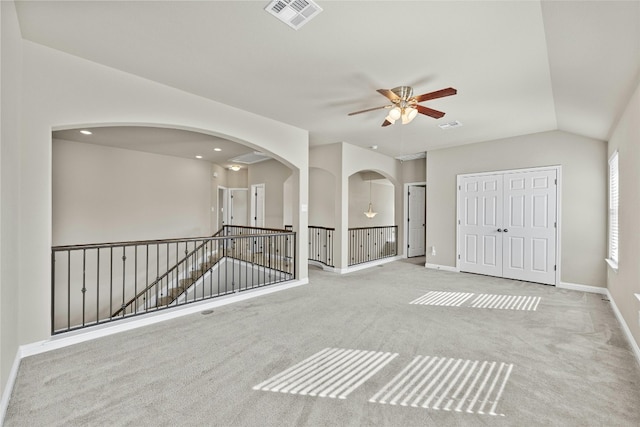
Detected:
[80,130,92,135]
[214,148,222,152]
[195,155,203,159]
[370,145,378,150]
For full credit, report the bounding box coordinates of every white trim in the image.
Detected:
[454,165,562,179]
[337,256,402,274]
[1,279,308,424]
[607,289,640,368]
[21,278,307,359]
[605,258,619,272]
[557,282,607,295]
[425,263,459,273]
[456,165,562,285]
[308,260,337,272]
[635,294,640,303]
[0,351,22,424]
[608,151,619,266]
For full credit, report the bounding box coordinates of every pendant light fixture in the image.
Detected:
[364,177,377,218]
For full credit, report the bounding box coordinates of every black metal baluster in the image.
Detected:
[51,250,56,334]
[134,245,138,315]
[109,247,113,320]
[96,248,100,323]
[82,249,86,327]
[121,246,126,318]
[66,250,71,331]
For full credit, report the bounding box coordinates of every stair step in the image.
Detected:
[179,278,195,287]
[156,295,173,306]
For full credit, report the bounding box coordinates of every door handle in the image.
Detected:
[503,229,509,233]
[497,229,502,232]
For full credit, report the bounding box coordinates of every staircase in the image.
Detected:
[51,225,296,334]
[155,253,222,306]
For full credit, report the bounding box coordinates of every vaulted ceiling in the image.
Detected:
[15,1,640,159]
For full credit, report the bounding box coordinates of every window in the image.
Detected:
[607,151,619,269]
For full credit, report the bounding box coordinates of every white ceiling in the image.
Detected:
[15,1,640,159]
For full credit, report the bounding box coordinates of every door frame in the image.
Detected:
[403,181,426,259]
[455,165,562,285]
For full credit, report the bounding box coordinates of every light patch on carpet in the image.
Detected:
[369,355,513,417]
[410,291,541,311]
[253,347,398,399]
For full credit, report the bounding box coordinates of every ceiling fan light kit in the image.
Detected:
[349,85,457,127]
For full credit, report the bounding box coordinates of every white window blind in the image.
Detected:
[608,151,619,266]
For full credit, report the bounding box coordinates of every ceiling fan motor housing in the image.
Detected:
[391,86,414,100]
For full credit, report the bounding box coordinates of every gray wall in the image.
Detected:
[309,168,335,228]
[607,81,640,350]
[348,173,394,228]
[401,158,426,184]
[53,139,213,245]
[0,0,22,396]
[248,159,292,229]
[426,130,607,287]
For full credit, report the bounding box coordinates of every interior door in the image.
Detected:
[228,189,248,226]
[251,184,265,228]
[407,185,426,257]
[502,170,557,285]
[458,175,503,277]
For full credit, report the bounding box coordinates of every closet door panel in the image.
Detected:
[458,175,503,276]
[502,170,557,285]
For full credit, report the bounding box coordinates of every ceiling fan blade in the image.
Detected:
[414,87,457,102]
[377,89,401,102]
[416,105,446,119]
[347,105,390,116]
[382,119,393,127]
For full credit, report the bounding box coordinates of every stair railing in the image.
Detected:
[348,225,397,266]
[51,226,295,335]
[308,225,335,267]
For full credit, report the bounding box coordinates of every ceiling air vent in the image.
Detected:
[395,152,426,161]
[229,151,271,165]
[265,0,323,30]
[438,120,463,130]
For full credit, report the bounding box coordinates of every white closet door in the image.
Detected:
[458,175,503,277]
[408,185,426,257]
[502,169,557,285]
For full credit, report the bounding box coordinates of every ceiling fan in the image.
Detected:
[348,86,457,127]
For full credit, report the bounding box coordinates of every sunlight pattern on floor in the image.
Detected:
[253,348,398,399]
[369,355,513,416]
[410,291,541,311]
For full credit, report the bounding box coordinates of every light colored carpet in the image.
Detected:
[5,261,640,426]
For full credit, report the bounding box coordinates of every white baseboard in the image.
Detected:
[0,351,22,425]
[339,256,402,274]
[20,278,308,359]
[0,277,309,424]
[425,263,459,273]
[606,289,640,368]
[308,260,337,272]
[557,281,607,295]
